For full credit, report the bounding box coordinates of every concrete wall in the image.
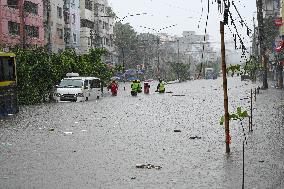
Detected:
[0,0,44,48]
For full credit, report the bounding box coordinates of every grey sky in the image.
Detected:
[108,0,256,49]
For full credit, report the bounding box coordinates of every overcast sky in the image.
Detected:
[108,0,257,50]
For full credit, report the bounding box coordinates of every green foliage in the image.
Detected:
[242,55,260,79]
[13,47,113,105]
[114,64,124,73]
[227,64,240,76]
[263,16,279,51]
[106,7,116,18]
[220,107,249,125]
[113,22,144,69]
[170,62,190,81]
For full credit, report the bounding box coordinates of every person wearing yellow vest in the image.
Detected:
[131,80,139,96]
[156,79,165,93]
[137,80,142,93]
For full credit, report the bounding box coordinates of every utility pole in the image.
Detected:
[157,37,160,78]
[19,0,25,49]
[45,0,52,52]
[177,39,180,64]
[252,16,258,81]
[257,0,268,89]
[220,21,230,153]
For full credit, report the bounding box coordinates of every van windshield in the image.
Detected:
[59,79,83,88]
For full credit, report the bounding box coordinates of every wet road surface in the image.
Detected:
[0,77,283,189]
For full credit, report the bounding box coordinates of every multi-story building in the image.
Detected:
[0,0,44,49]
[93,0,115,53]
[263,0,280,17]
[63,0,80,52]
[44,0,65,53]
[80,0,116,64]
[44,0,80,53]
[80,0,95,53]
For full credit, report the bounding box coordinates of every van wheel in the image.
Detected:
[86,97,88,101]
[97,96,100,99]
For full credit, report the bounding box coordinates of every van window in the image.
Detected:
[59,79,82,88]
[90,79,101,88]
[84,80,89,88]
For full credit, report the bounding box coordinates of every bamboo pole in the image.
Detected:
[220,21,230,153]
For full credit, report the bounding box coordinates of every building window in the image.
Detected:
[88,37,91,46]
[7,0,18,9]
[73,33,77,43]
[64,28,71,44]
[85,0,92,10]
[100,5,105,13]
[72,14,76,24]
[106,38,110,46]
[64,11,70,24]
[57,7,62,19]
[80,19,94,29]
[8,21,20,36]
[24,1,38,15]
[57,28,63,39]
[25,25,39,38]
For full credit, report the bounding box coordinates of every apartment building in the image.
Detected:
[80,0,117,64]
[44,0,65,53]
[63,0,80,52]
[0,0,44,48]
[263,0,280,17]
[80,0,95,53]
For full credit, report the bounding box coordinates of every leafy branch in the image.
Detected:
[226,64,241,76]
[220,107,249,125]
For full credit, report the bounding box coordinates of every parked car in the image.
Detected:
[54,74,102,102]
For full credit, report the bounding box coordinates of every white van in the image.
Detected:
[54,76,102,102]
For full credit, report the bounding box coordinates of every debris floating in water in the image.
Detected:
[136,164,162,170]
[63,131,73,135]
[189,136,202,139]
[174,129,181,132]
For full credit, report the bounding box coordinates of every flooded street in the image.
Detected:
[0,77,283,189]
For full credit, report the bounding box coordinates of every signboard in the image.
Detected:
[275,17,282,26]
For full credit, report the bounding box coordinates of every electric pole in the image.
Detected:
[45,0,52,52]
[19,0,26,49]
[257,0,268,89]
[220,21,230,153]
[156,37,160,78]
[252,16,258,81]
[177,39,180,64]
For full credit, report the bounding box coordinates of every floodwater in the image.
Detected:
[0,77,283,189]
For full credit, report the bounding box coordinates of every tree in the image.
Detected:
[263,16,280,88]
[13,47,112,105]
[170,62,190,82]
[263,16,279,51]
[113,22,141,69]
